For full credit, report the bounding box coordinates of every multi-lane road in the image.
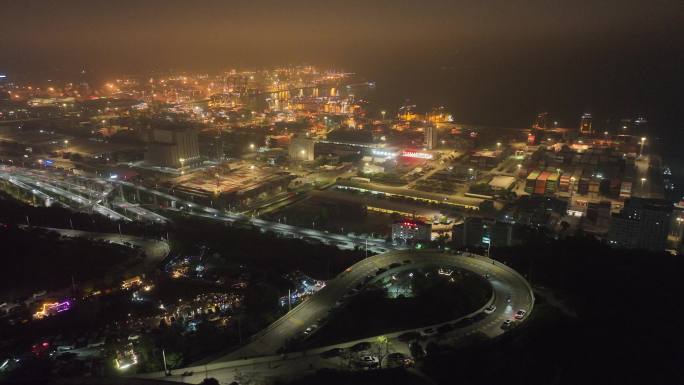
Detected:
[0,165,396,253]
[113,179,397,254]
[136,249,534,384]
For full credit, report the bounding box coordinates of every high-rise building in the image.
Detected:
[579,113,593,135]
[452,217,515,248]
[633,116,649,136]
[490,221,515,247]
[289,136,315,161]
[534,112,550,129]
[144,126,200,168]
[391,219,432,244]
[424,125,438,149]
[452,217,485,248]
[608,198,672,251]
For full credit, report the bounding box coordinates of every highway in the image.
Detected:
[1,165,395,252]
[0,167,133,221]
[136,249,533,384]
[114,179,397,254]
[1,165,403,252]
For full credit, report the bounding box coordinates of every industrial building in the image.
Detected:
[144,126,200,168]
[164,163,294,209]
[289,136,315,161]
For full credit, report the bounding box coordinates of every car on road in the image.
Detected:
[320,347,344,358]
[422,327,436,336]
[501,319,514,330]
[514,310,527,320]
[484,304,496,314]
[303,324,318,336]
[409,341,426,359]
[386,352,413,368]
[355,355,379,369]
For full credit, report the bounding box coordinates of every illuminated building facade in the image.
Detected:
[534,112,550,129]
[579,113,593,135]
[425,125,438,150]
[391,219,432,244]
[33,301,71,319]
[144,126,200,168]
[289,136,315,161]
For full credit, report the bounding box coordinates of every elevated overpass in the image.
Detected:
[136,250,534,384]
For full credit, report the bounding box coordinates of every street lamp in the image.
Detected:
[249,143,255,150]
[639,137,646,158]
[179,158,185,174]
[496,142,502,149]
[381,110,386,120]
[641,177,647,188]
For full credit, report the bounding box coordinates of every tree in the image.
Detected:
[164,350,184,369]
[374,335,393,368]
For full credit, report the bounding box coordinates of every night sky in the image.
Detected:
[1,0,683,128]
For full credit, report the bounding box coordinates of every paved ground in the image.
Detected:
[41,227,170,269]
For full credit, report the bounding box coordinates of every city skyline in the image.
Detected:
[1,2,683,384]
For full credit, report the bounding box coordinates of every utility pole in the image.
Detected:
[71,275,76,295]
[162,349,169,375]
[288,289,291,311]
[238,316,242,344]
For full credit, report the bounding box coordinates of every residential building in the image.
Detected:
[392,219,432,244]
[608,198,672,251]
